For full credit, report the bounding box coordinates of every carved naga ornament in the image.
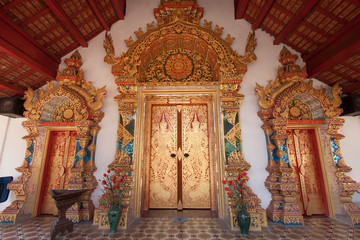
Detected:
[97,0,267,232]
[24,51,106,123]
[255,47,342,120]
[0,51,106,224]
[256,47,360,226]
[103,0,257,91]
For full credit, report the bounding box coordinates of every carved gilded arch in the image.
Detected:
[271,82,342,120]
[104,20,257,89]
[0,51,106,224]
[95,0,266,232]
[256,47,360,226]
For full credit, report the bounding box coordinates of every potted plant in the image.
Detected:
[99,168,127,233]
[222,172,250,235]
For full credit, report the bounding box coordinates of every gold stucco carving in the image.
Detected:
[0,51,106,224]
[256,47,360,226]
[98,0,266,232]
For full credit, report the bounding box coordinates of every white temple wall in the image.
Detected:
[1,0,359,212]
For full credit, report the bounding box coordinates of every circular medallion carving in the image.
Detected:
[145,49,213,84]
[63,109,74,119]
[289,106,301,118]
[288,98,313,120]
[52,101,75,122]
[165,54,193,80]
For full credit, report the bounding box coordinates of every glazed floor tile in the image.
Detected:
[0,215,359,239]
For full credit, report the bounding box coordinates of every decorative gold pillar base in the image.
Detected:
[225,166,267,231]
[66,201,95,223]
[94,166,132,230]
[0,200,25,223]
[340,192,360,226]
[93,205,129,229]
[229,207,267,231]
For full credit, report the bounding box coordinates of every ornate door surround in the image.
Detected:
[256,47,360,226]
[0,51,106,224]
[94,0,267,232]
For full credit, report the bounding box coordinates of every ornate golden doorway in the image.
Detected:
[96,0,268,231]
[149,104,211,209]
[286,129,327,216]
[141,94,217,212]
[38,130,77,215]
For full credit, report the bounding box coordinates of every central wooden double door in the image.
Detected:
[149,104,211,209]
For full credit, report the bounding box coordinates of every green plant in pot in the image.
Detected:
[222,172,250,235]
[100,168,127,233]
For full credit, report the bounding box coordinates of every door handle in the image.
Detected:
[170,153,176,158]
[184,153,189,158]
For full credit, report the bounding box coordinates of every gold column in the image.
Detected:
[220,84,267,231]
[94,77,136,230]
[268,119,304,225]
[66,120,94,222]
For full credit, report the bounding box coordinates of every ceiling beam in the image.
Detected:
[0,80,25,95]
[349,0,360,6]
[32,76,50,87]
[112,0,126,20]
[0,63,22,76]
[252,0,275,29]
[43,0,88,47]
[342,81,360,94]
[21,9,51,26]
[304,15,360,61]
[274,0,320,45]
[235,0,249,19]
[89,0,110,31]
[306,24,360,77]
[0,10,59,62]
[0,0,23,11]
[0,18,58,79]
[11,70,33,84]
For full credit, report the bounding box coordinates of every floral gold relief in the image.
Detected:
[0,51,106,224]
[98,0,266,232]
[256,47,360,226]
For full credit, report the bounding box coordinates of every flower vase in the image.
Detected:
[237,208,250,235]
[108,206,121,233]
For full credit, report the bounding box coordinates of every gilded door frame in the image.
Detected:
[33,126,77,216]
[256,47,360,225]
[286,124,334,218]
[96,0,267,231]
[135,89,222,216]
[0,51,106,224]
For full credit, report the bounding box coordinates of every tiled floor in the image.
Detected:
[1,212,360,240]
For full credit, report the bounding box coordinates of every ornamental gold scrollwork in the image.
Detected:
[103,17,257,88]
[0,51,106,224]
[99,0,265,231]
[256,47,360,226]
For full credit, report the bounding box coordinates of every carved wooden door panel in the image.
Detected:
[287,129,326,216]
[40,131,77,215]
[149,104,211,209]
[149,105,178,208]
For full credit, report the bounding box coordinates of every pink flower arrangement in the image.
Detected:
[222,172,248,211]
